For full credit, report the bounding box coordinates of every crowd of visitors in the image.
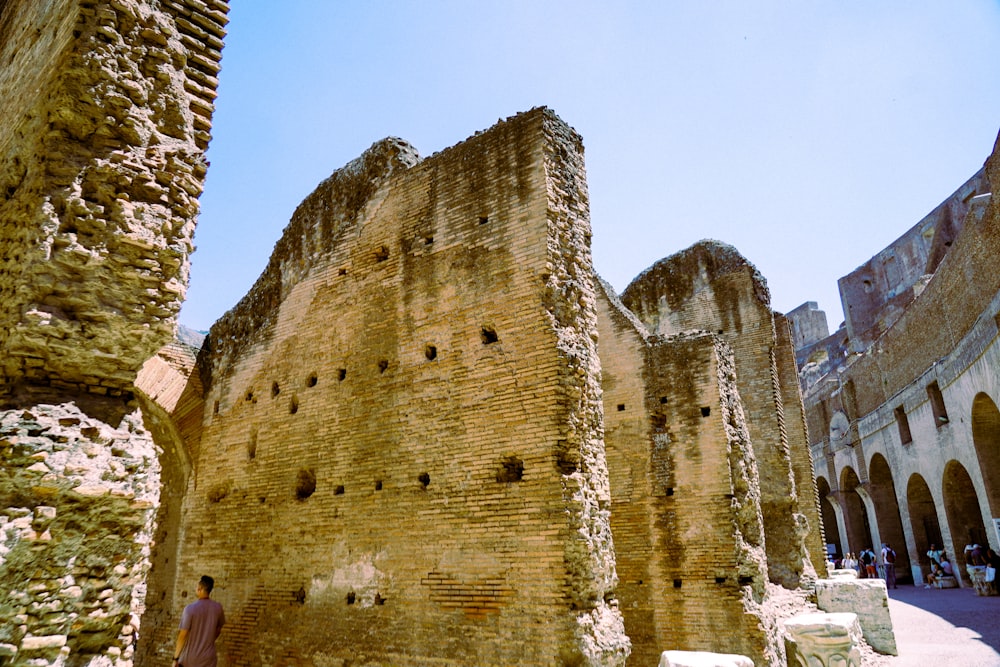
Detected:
[829,541,998,593]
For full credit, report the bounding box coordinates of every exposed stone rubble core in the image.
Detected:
[0,0,228,408]
[0,403,160,667]
[0,2,227,667]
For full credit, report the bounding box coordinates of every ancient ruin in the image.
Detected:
[0,0,228,664]
[791,130,1000,590]
[1,2,836,666]
[131,106,826,666]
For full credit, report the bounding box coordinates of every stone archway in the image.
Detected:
[971,392,1000,520]
[817,476,844,560]
[868,454,911,583]
[840,467,872,556]
[906,473,944,581]
[943,460,989,565]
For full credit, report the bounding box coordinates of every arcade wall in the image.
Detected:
[803,129,1000,583]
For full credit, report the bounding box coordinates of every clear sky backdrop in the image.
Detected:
[179,1,1000,334]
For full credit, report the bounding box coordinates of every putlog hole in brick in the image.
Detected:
[496,456,524,483]
[296,468,316,500]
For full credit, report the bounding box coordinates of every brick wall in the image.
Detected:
[774,313,827,573]
[838,169,988,350]
[149,109,629,667]
[0,0,228,408]
[620,241,816,588]
[597,281,770,665]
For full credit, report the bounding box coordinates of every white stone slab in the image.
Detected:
[658,650,754,667]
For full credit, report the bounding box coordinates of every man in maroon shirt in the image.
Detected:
[173,576,225,667]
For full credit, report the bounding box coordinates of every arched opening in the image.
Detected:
[906,473,943,581]
[943,460,989,567]
[971,392,1000,517]
[840,466,872,557]
[816,476,842,560]
[868,453,911,583]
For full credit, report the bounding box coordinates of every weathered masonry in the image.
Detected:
[0,3,826,663]
[0,0,227,415]
[599,242,825,666]
[150,109,631,667]
[792,129,1000,589]
[140,109,822,667]
[0,1,228,666]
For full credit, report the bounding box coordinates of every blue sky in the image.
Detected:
[179,1,1000,334]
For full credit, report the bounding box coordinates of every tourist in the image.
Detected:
[927,543,943,567]
[842,552,857,573]
[859,547,876,578]
[173,575,226,667]
[881,543,897,589]
[925,561,945,588]
[987,548,1000,594]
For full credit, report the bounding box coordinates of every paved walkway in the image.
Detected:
[882,583,1000,666]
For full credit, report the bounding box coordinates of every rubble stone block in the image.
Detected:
[828,569,858,579]
[814,578,897,654]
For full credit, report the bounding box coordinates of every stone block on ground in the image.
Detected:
[814,578,897,655]
[658,650,754,667]
[829,568,858,579]
[783,612,861,667]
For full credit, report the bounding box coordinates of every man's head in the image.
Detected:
[198,575,215,597]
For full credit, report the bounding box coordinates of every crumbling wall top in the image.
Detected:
[203,137,420,385]
[620,239,770,336]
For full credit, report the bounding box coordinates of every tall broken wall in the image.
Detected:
[619,241,822,587]
[0,0,228,409]
[838,169,990,351]
[595,280,774,666]
[153,108,629,666]
[0,2,227,666]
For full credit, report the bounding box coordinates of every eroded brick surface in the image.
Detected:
[0,0,227,407]
[150,109,630,667]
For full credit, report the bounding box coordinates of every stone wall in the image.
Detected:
[785,302,830,352]
[0,403,160,666]
[0,0,227,410]
[803,128,1000,586]
[838,169,988,351]
[619,241,820,588]
[596,280,773,665]
[0,2,227,667]
[148,108,630,667]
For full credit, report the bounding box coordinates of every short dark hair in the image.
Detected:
[199,575,215,593]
